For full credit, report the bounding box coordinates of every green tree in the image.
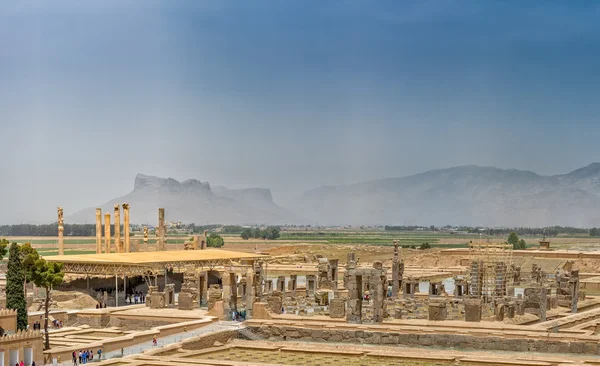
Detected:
[207,233,224,248]
[262,226,281,240]
[0,238,8,261]
[31,258,64,350]
[240,228,251,240]
[517,238,527,250]
[20,243,40,290]
[507,232,520,249]
[6,243,27,330]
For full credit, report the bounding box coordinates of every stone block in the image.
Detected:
[329,298,346,318]
[428,300,447,321]
[464,298,482,322]
[178,292,194,310]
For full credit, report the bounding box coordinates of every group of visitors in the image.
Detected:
[231,310,247,321]
[72,349,101,365]
[95,302,108,308]
[126,291,146,304]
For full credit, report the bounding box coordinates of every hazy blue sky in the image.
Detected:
[1,1,600,223]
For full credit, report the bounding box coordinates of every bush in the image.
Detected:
[207,233,224,248]
[419,242,431,250]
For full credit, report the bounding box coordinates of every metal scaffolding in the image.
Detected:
[469,241,513,302]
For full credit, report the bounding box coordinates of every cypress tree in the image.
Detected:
[6,243,27,330]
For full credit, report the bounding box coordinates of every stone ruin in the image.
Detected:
[317,258,339,289]
[344,255,387,324]
[179,271,199,310]
[207,284,223,311]
[556,268,582,313]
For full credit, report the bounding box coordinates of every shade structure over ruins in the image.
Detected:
[44,249,266,275]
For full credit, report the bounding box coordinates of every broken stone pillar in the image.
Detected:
[253,262,264,302]
[391,240,401,298]
[265,280,273,294]
[95,208,102,254]
[114,204,121,252]
[540,287,548,322]
[329,298,346,318]
[158,208,166,251]
[207,285,222,310]
[222,272,237,318]
[506,302,515,319]
[371,261,387,323]
[329,259,339,288]
[428,300,447,321]
[516,295,525,316]
[277,276,286,293]
[123,202,130,252]
[246,266,255,315]
[57,207,64,255]
[143,226,149,251]
[267,292,283,314]
[201,230,207,250]
[464,298,482,322]
[290,275,297,298]
[104,212,111,253]
[306,275,316,297]
[495,303,505,321]
[571,269,580,314]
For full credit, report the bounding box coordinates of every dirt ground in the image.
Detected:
[263,244,463,268]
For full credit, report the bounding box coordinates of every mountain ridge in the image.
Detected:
[293,163,600,227]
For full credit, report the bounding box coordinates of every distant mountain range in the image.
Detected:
[292,164,600,227]
[66,164,600,227]
[67,174,296,225]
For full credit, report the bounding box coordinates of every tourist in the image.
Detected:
[31,362,35,366]
[153,335,157,346]
[19,360,24,366]
[78,350,82,364]
[90,349,93,360]
[72,351,77,365]
[97,349,102,359]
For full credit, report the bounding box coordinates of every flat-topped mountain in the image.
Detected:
[67,174,295,225]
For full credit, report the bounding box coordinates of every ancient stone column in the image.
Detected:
[392,240,400,298]
[57,207,64,255]
[114,204,121,253]
[290,275,298,298]
[95,208,102,253]
[158,208,166,251]
[201,230,207,250]
[540,287,548,322]
[104,212,111,253]
[143,226,149,251]
[246,265,255,315]
[122,203,130,253]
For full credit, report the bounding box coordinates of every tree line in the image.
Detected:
[240,226,281,240]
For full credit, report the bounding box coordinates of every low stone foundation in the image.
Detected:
[248,322,600,355]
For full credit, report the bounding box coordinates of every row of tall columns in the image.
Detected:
[93,203,133,254]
